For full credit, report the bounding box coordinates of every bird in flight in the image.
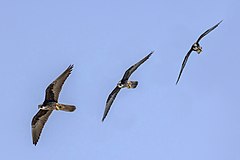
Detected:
[31,65,76,145]
[102,51,154,122]
[176,20,223,84]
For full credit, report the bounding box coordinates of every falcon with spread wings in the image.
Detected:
[102,51,154,122]
[176,20,222,84]
[31,65,76,145]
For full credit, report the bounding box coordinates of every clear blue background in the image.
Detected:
[0,0,239,159]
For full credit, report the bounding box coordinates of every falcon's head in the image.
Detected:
[117,81,125,88]
[38,104,52,110]
[38,104,43,109]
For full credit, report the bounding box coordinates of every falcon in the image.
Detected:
[31,65,76,145]
[102,51,154,122]
[176,20,223,84]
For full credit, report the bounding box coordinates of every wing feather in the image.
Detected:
[196,20,223,43]
[102,86,121,122]
[45,65,73,102]
[121,51,154,82]
[176,48,193,84]
[31,110,53,145]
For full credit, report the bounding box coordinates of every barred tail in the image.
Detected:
[58,104,76,112]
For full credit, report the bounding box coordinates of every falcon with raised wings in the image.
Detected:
[176,20,222,84]
[31,65,76,145]
[102,51,154,122]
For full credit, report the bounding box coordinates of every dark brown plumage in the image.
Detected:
[31,65,76,145]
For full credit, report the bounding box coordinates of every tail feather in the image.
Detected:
[128,81,138,88]
[58,104,76,112]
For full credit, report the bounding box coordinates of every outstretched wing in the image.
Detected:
[121,51,154,82]
[176,48,193,84]
[102,86,121,122]
[196,20,223,43]
[31,109,53,145]
[45,65,74,102]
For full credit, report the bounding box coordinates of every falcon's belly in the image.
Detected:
[39,102,59,110]
[40,106,54,110]
[55,103,61,110]
[117,80,138,89]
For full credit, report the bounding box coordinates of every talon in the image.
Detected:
[127,82,131,88]
[56,103,60,110]
[197,49,202,54]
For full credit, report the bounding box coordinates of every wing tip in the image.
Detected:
[176,71,183,85]
[33,140,38,146]
[68,64,74,70]
[101,116,106,122]
[145,51,154,59]
[217,20,223,26]
[175,80,179,85]
[149,51,154,56]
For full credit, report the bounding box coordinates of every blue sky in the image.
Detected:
[0,0,239,159]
